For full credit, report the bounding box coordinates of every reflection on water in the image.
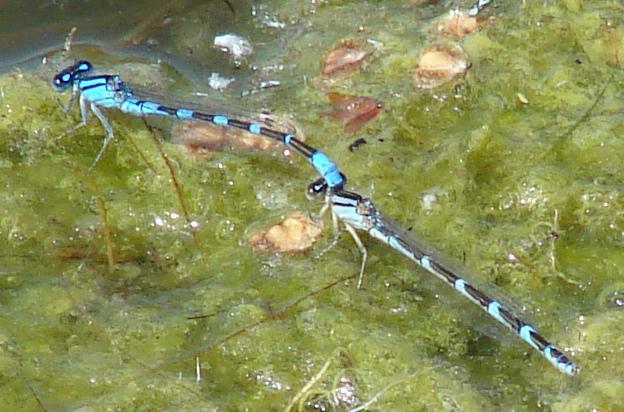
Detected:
[2,0,256,74]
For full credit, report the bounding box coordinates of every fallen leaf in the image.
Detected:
[171,114,302,157]
[321,92,383,133]
[321,39,369,76]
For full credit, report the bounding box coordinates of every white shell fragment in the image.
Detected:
[214,34,254,59]
[208,72,235,91]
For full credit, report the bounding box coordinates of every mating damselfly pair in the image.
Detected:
[51,59,579,376]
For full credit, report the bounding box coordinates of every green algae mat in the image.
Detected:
[1,1,623,410]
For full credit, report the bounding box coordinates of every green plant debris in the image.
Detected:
[1,1,623,410]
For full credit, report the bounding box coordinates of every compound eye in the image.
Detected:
[307,177,328,196]
[75,60,93,75]
[52,72,72,90]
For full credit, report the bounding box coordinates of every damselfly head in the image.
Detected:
[307,177,328,199]
[52,60,93,91]
[306,173,347,199]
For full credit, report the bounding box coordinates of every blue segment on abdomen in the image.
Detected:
[487,301,505,324]
[214,115,229,126]
[310,151,343,188]
[519,325,537,348]
[176,108,194,119]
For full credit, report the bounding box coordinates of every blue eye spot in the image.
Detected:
[76,61,93,74]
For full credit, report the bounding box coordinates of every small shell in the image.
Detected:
[412,43,471,89]
[208,73,235,91]
[214,34,253,59]
[517,93,529,104]
[249,213,323,253]
[433,10,481,37]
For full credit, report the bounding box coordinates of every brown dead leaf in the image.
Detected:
[321,38,369,76]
